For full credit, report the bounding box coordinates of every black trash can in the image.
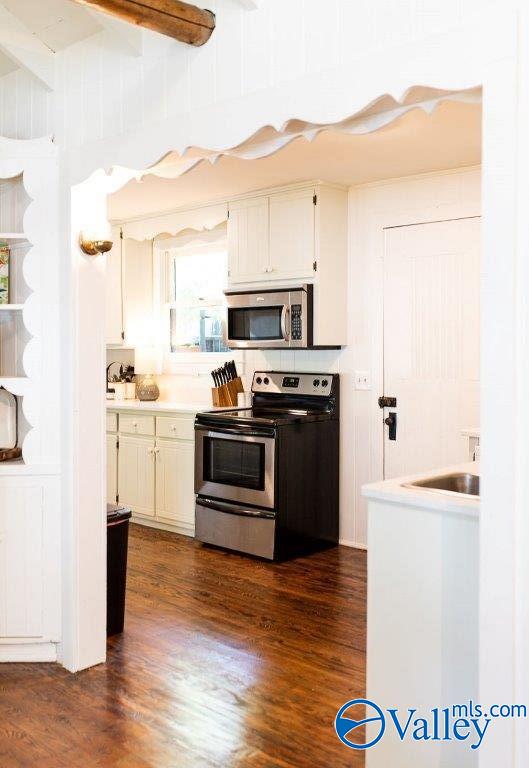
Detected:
[107,503,132,637]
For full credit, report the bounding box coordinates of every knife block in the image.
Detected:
[211,385,233,407]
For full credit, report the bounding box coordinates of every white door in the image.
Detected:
[106,433,118,505]
[382,217,480,479]
[117,435,156,517]
[269,188,315,280]
[227,197,269,283]
[155,438,195,533]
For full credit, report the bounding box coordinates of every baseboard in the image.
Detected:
[339,538,368,550]
[0,642,57,662]
[132,515,194,538]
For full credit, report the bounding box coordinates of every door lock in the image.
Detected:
[378,396,397,409]
[384,412,397,441]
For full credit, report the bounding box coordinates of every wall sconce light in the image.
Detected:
[79,232,113,256]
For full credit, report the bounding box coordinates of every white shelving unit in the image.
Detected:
[0,137,61,662]
[0,142,59,473]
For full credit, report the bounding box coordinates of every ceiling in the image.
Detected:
[109,99,482,220]
[0,0,100,52]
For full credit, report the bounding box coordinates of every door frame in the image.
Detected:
[64,10,529,768]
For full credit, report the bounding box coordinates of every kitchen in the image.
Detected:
[95,91,482,765]
[3,1,526,764]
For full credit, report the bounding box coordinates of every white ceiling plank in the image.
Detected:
[0,5,55,90]
[85,7,143,57]
[236,0,261,9]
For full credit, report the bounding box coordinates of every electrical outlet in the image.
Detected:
[355,370,371,390]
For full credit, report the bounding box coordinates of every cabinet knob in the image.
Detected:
[171,425,176,431]
[262,267,268,273]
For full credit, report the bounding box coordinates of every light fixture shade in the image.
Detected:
[135,345,163,375]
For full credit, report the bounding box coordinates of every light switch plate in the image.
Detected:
[354,370,371,390]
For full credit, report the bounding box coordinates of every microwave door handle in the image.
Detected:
[281,305,290,342]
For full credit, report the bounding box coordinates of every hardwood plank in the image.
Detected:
[0,525,367,766]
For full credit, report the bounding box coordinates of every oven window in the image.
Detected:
[204,437,265,490]
[229,307,283,341]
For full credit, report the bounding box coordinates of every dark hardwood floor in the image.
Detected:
[0,525,367,767]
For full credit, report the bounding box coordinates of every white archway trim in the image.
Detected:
[120,202,228,241]
[142,87,481,181]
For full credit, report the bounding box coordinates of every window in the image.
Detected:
[167,245,228,353]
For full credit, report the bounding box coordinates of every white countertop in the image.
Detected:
[362,461,480,517]
[106,399,215,413]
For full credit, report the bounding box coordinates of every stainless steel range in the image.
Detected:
[194,371,339,560]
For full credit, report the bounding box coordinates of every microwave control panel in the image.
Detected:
[291,304,302,341]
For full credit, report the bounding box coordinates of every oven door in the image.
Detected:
[195,426,276,509]
[226,290,291,349]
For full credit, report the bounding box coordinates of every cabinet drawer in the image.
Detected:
[106,412,118,433]
[119,413,155,436]
[156,415,195,441]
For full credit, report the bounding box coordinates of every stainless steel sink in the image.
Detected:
[404,472,480,498]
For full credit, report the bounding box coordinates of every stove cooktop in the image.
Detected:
[199,406,330,427]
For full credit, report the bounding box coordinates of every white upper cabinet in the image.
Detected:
[105,226,123,345]
[228,196,269,283]
[227,182,345,289]
[105,232,153,347]
[268,187,315,280]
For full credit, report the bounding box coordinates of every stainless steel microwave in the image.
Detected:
[225,285,313,349]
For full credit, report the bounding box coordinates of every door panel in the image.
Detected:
[105,226,123,345]
[155,439,195,532]
[106,433,118,505]
[383,218,480,479]
[227,197,269,283]
[269,188,315,280]
[117,435,155,518]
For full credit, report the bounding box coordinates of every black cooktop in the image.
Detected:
[197,406,331,427]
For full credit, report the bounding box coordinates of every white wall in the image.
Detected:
[0,0,503,149]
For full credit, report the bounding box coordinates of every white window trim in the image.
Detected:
[154,239,232,367]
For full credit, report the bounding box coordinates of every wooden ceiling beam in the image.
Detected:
[71,0,215,46]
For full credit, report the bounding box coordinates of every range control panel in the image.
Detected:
[252,371,334,397]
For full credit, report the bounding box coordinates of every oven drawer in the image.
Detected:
[195,501,276,560]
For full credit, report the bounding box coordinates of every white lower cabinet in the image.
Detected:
[155,438,195,533]
[117,434,156,519]
[107,433,118,505]
[107,409,196,536]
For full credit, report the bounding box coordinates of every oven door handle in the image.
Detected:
[281,305,290,342]
[197,498,276,519]
[195,423,275,438]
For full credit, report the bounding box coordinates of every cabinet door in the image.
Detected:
[0,485,45,639]
[269,188,316,280]
[105,226,123,345]
[118,435,155,518]
[122,238,153,346]
[228,197,269,284]
[155,438,195,533]
[107,433,118,505]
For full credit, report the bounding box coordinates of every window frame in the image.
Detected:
[155,239,240,373]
